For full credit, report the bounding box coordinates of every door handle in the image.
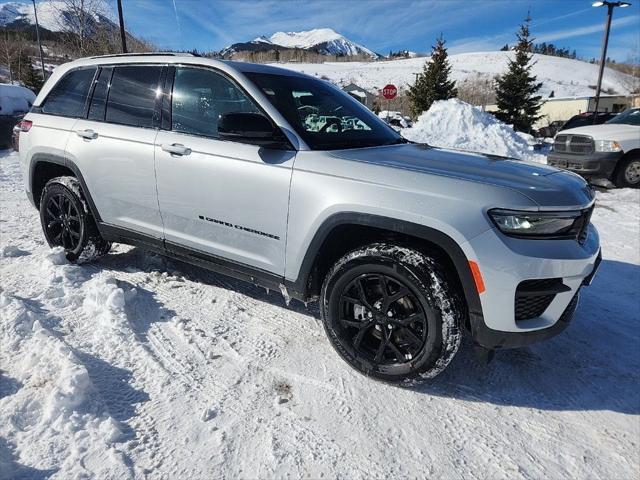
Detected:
[76,129,98,140]
[161,143,192,156]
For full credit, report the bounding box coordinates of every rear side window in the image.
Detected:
[106,65,162,128]
[171,67,259,137]
[88,67,113,121]
[42,67,96,117]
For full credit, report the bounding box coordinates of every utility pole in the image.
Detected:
[591,1,631,122]
[32,0,47,80]
[117,0,128,53]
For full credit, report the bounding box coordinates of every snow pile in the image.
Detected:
[0,250,134,478]
[402,98,542,161]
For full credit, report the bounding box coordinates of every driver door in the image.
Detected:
[154,66,295,275]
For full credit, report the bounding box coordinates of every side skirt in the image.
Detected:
[98,223,299,300]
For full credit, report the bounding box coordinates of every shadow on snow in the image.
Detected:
[96,247,638,415]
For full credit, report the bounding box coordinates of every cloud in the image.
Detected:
[536,15,639,43]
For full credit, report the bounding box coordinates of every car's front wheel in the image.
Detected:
[613,155,640,188]
[40,176,111,262]
[320,243,463,384]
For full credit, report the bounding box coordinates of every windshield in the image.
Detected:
[605,108,640,126]
[245,72,405,150]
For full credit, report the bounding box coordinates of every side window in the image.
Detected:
[172,67,260,138]
[42,67,96,117]
[106,65,162,127]
[88,67,113,121]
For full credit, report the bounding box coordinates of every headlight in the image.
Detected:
[488,209,585,238]
[594,140,622,152]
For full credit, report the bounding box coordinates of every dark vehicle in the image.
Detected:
[0,84,35,148]
[536,120,564,138]
[559,112,617,132]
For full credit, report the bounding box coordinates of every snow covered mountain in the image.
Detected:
[221,28,378,58]
[0,0,117,34]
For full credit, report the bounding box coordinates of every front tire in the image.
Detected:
[613,155,640,188]
[39,176,111,263]
[320,243,463,384]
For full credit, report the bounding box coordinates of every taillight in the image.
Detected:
[18,120,33,132]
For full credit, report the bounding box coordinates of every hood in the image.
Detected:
[329,143,594,208]
[560,123,639,138]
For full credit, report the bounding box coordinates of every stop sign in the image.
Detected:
[382,84,397,100]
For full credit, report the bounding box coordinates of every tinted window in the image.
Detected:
[42,67,96,117]
[245,73,403,150]
[172,67,259,137]
[88,67,112,121]
[106,65,162,127]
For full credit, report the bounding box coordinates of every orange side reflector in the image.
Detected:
[468,260,486,294]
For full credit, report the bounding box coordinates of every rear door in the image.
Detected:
[26,67,96,174]
[154,66,295,275]
[66,64,165,238]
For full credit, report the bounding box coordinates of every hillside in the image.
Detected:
[0,1,117,34]
[221,28,378,59]
[279,51,637,98]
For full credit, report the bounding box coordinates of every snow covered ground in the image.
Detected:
[1,148,638,479]
[280,51,636,98]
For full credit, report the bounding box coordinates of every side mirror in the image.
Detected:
[218,112,277,145]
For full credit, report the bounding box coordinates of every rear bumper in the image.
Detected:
[547,151,622,178]
[463,225,601,350]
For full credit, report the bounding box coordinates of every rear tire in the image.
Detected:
[39,176,111,263]
[613,155,640,188]
[320,243,463,384]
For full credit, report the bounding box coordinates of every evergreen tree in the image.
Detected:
[494,14,542,133]
[22,61,44,94]
[408,35,457,118]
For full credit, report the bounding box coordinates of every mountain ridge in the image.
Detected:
[221,28,378,58]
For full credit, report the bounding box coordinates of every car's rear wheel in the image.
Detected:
[40,177,111,262]
[320,243,463,384]
[613,155,640,188]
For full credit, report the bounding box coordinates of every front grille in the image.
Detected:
[515,278,563,321]
[554,134,594,155]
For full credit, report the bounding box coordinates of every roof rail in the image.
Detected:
[88,52,195,59]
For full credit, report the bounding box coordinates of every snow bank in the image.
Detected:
[0,251,134,478]
[402,98,542,161]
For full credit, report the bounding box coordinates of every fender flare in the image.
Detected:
[29,153,103,222]
[286,212,484,327]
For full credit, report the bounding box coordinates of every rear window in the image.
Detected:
[42,67,96,118]
[105,65,162,128]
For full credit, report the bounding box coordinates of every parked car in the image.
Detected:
[559,111,617,132]
[0,84,35,148]
[16,54,601,382]
[536,120,564,139]
[547,108,640,188]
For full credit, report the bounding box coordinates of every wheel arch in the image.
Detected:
[30,153,102,222]
[286,212,484,330]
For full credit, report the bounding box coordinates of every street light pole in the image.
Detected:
[32,0,47,81]
[117,0,128,53]
[591,1,631,122]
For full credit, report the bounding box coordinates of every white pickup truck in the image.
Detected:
[547,108,640,188]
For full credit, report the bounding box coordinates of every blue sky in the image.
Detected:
[34,0,640,60]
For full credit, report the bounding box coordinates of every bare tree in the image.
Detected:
[457,75,497,108]
[55,0,112,56]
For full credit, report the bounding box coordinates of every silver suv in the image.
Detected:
[17,54,601,383]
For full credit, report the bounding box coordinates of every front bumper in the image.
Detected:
[463,224,601,350]
[547,151,623,178]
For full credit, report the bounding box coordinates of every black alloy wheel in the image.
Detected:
[338,273,429,365]
[43,192,83,251]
